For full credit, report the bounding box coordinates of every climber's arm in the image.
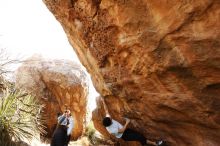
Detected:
[118,118,130,133]
[100,97,111,117]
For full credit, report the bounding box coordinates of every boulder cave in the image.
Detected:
[43,0,220,146]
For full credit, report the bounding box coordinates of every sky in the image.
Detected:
[0,0,77,60]
[0,0,99,110]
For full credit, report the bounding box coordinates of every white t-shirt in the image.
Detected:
[106,119,123,138]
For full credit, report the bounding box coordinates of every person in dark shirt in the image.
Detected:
[51,110,74,146]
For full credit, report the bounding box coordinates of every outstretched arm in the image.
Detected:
[100,97,111,117]
[118,118,130,133]
[57,114,66,124]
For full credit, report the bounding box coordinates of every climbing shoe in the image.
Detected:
[156,140,164,146]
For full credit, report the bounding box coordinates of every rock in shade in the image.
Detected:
[43,1,220,145]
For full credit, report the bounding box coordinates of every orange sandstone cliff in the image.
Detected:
[43,1,220,145]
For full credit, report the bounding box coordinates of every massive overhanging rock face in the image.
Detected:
[43,0,220,145]
[16,56,88,139]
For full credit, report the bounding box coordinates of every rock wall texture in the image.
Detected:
[43,0,220,145]
[16,56,88,139]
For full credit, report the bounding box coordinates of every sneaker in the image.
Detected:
[156,140,164,146]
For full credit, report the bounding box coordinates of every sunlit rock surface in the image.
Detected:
[16,56,88,139]
[43,0,220,145]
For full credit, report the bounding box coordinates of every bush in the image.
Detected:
[0,88,45,146]
[84,121,97,145]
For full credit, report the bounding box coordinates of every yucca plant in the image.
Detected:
[0,88,45,146]
[84,121,101,145]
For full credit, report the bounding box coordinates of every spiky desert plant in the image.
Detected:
[84,121,102,145]
[0,88,45,146]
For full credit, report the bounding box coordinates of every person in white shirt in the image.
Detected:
[101,97,164,146]
[51,110,74,146]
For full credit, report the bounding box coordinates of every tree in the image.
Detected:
[0,48,20,76]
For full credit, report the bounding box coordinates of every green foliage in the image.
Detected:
[85,122,96,144]
[84,121,109,145]
[0,88,45,146]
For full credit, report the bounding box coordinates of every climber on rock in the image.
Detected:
[51,109,74,146]
[101,97,164,146]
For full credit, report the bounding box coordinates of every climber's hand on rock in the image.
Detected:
[100,96,105,102]
[124,117,128,120]
[125,118,131,123]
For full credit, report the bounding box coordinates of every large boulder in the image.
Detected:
[43,0,220,146]
[16,56,88,139]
